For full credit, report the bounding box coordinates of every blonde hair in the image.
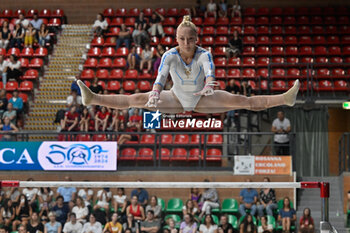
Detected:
[177,15,197,35]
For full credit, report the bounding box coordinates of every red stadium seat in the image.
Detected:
[257,57,269,66]
[343,46,350,55]
[243,36,255,45]
[137,148,154,161]
[257,36,269,45]
[138,80,152,91]
[124,69,138,79]
[202,26,215,35]
[188,148,201,161]
[116,47,129,57]
[103,8,114,17]
[96,69,109,79]
[242,46,255,56]
[124,17,136,26]
[20,48,33,57]
[299,36,312,45]
[329,57,343,64]
[286,68,300,78]
[313,26,325,34]
[271,26,282,34]
[80,69,95,80]
[286,57,298,64]
[214,47,226,56]
[316,68,330,78]
[334,80,349,91]
[284,26,297,35]
[160,134,173,144]
[140,134,155,144]
[285,46,298,56]
[5,81,18,91]
[84,58,98,68]
[18,92,28,103]
[270,7,283,16]
[256,46,270,56]
[18,80,33,92]
[215,69,226,79]
[257,68,269,78]
[192,17,203,26]
[315,57,328,64]
[115,8,127,17]
[271,68,285,79]
[128,8,140,17]
[257,26,269,35]
[283,7,295,15]
[174,134,189,144]
[296,7,308,15]
[271,57,284,64]
[103,37,116,47]
[0,48,5,57]
[101,47,115,57]
[244,7,256,16]
[299,46,313,56]
[111,58,126,69]
[227,69,241,78]
[314,46,327,56]
[91,37,104,47]
[138,70,153,79]
[206,149,222,161]
[142,8,153,17]
[217,17,229,25]
[242,68,256,78]
[313,36,326,45]
[29,58,44,68]
[338,16,349,25]
[271,80,288,92]
[120,148,136,160]
[14,9,26,17]
[297,26,311,35]
[161,36,174,46]
[243,26,256,35]
[227,57,241,67]
[242,57,255,67]
[76,134,91,141]
[207,134,223,144]
[52,9,64,17]
[203,17,216,26]
[311,16,323,25]
[230,17,242,25]
[110,18,123,27]
[23,69,39,80]
[38,9,51,18]
[34,47,48,57]
[271,46,284,56]
[87,47,101,57]
[179,8,191,16]
[285,36,297,45]
[163,17,176,26]
[172,148,187,161]
[107,80,121,91]
[201,36,214,46]
[284,16,296,25]
[317,80,333,91]
[2,9,13,18]
[7,48,20,57]
[270,16,282,25]
[214,57,226,68]
[166,8,178,17]
[98,58,112,68]
[329,46,342,56]
[215,36,228,45]
[271,36,283,45]
[48,18,61,27]
[257,16,269,25]
[109,69,123,79]
[164,27,175,36]
[332,68,346,78]
[216,26,228,35]
[157,148,170,160]
[297,16,309,25]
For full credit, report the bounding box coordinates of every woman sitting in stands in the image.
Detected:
[239,214,256,233]
[126,195,145,221]
[278,197,296,233]
[298,208,314,233]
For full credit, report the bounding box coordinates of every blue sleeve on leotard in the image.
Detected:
[154,51,174,88]
[200,51,215,80]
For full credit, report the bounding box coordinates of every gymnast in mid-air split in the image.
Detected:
[78,16,300,114]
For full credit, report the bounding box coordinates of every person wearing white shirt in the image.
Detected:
[271,111,291,155]
[63,213,83,233]
[66,90,82,109]
[205,0,217,18]
[113,187,127,214]
[93,13,108,37]
[71,197,88,224]
[22,180,38,210]
[199,214,218,233]
[0,55,8,85]
[81,213,102,233]
[3,55,21,83]
[94,188,112,214]
[30,13,43,30]
[77,187,94,207]
[15,13,30,29]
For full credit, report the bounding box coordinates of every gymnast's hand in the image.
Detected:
[145,89,160,108]
[194,81,219,96]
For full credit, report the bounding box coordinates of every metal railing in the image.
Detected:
[0,131,296,170]
[339,132,350,174]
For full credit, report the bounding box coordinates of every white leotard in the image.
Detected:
[154,46,215,111]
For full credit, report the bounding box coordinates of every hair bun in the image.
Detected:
[183,15,191,23]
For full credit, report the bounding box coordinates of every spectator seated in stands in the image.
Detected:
[0,198,16,229]
[165,218,178,233]
[72,196,88,224]
[12,194,32,231]
[51,195,70,226]
[192,0,206,17]
[93,13,108,37]
[71,80,81,95]
[9,91,24,115]
[148,11,165,38]
[218,0,228,17]
[95,106,110,131]
[17,225,27,233]
[271,111,291,155]
[257,177,278,217]
[0,89,8,118]
[180,214,197,233]
[141,210,161,233]
[140,43,153,72]
[0,56,7,87]
[79,107,91,132]
[239,214,256,233]
[30,13,43,31]
[38,23,50,47]
[127,108,142,132]
[66,89,82,109]
[183,199,199,217]
[132,24,149,48]
[153,44,165,73]
[22,178,38,210]
[205,0,217,18]
[241,81,254,97]
[37,187,54,217]
[135,12,148,32]
[116,24,131,50]
[113,187,127,215]
[239,178,258,217]
[108,109,123,132]
[127,46,141,70]
[24,23,36,48]
[146,196,162,220]
[3,54,22,84]
[0,21,11,49]
[199,214,218,233]
[231,0,242,18]
[60,105,79,132]
[199,179,219,219]
[131,180,149,206]
[27,212,44,233]
[218,215,233,233]
[16,13,30,29]
[63,212,83,233]
[10,23,25,49]
[258,216,273,233]
[2,103,17,125]
[94,187,112,215]
[82,213,103,233]
[90,77,104,94]
[278,197,296,233]
[56,176,77,205]
[104,212,123,233]
[226,30,242,59]
[123,213,140,233]
[127,195,146,221]
[0,116,18,141]
[77,186,94,208]
[299,208,314,233]
[189,187,202,210]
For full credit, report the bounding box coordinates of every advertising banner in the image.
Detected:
[0,141,117,171]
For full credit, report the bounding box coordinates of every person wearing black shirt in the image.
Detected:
[226,79,240,95]
[27,212,44,233]
[226,30,243,59]
[148,12,165,37]
[218,215,233,233]
[240,81,254,97]
[135,12,148,31]
[89,78,103,94]
[0,89,8,117]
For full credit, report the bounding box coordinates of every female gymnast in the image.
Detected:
[77,16,299,114]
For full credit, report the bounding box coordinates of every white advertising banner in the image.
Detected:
[233,156,255,175]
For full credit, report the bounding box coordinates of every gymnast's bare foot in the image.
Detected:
[283,79,300,106]
[77,80,94,106]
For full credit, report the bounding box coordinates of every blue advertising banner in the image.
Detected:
[0,141,117,171]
